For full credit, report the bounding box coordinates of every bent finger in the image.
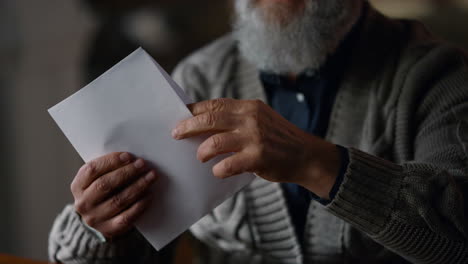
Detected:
[197,132,244,162]
[80,159,150,209]
[72,152,134,193]
[187,98,238,116]
[212,151,256,179]
[85,170,157,225]
[173,112,240,139]
[96,192,154,239]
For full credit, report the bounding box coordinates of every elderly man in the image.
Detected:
[49,0,468,263]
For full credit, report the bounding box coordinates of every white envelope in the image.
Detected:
[48,48,255,250]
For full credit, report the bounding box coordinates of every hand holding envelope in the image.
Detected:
[49,48,255,250]
[70,151,158,240]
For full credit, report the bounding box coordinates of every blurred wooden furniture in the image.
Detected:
[0,254,55,264]
[0,234,193,264]
[173,232,194,264]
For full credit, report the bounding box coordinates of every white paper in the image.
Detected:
[48,48,255,250]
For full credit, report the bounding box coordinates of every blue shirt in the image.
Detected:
[260,72,349,243]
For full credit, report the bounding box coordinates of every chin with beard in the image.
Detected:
[234,0,363,75]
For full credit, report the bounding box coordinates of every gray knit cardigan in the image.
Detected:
[49,6,468,264]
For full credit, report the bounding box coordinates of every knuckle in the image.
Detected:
[253,99,264,107]
[84,215,97,227]
[211,98,226,111]
[110,195,124,210]
[110,154,120,166]
[74,199,88,214]
[95,178,111,193]
[118,167,131,179]
[85,162,97,176]
[121,165,137,179]
[210,135,223,151]
[247,99,263,111]
[245,100,255,110]
[245,113,260,127]
[112,152,123,162]
[100,157,113,171]
[78,163,88,171]
[76,164,87,177]
[116,214,132,228]
[203,112,216,128]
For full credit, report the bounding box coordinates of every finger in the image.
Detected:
[78,159,149,211]
[173,111,239,140]
[83,170,157,226]
[197,132,244,162]
[71,152,134,193]
[212,152,256,179]
[187,98,238,116]
[95,192,154,239]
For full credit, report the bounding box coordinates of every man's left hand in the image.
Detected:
[172,98,341,199]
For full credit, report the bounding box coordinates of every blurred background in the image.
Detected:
[0,0,467,261]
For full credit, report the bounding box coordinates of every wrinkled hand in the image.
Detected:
[71,152,157,239]
[172,98,340,198]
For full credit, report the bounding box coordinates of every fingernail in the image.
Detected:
[120,152,131,162]
[145,171,156,182]
[134,159,145,169]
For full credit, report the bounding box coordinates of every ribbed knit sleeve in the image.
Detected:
[328,149,468,263]
[327,45,468,263]
[49,205,159,264]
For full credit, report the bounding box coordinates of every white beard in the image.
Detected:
[234,0,363,75]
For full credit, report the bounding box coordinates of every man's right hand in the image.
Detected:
[70,152,157,239]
